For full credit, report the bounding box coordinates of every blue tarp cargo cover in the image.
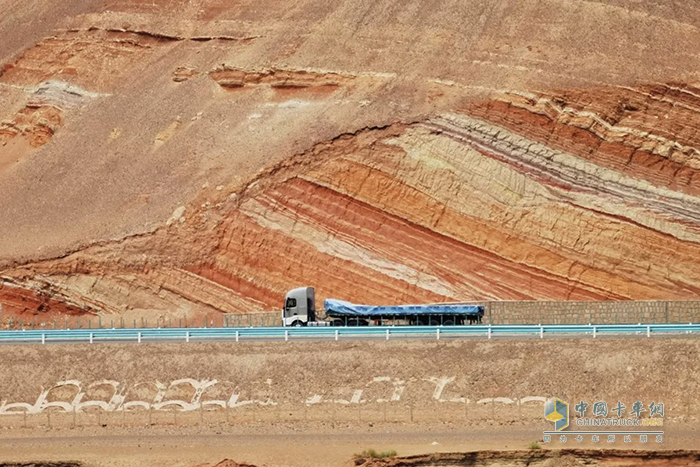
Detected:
[324,299,484,317]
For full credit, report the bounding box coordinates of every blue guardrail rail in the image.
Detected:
[0,323,697,344]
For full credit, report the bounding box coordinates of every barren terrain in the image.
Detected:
[2,2,700,467]
[2,429,700,467]
[0,338,697,465]
[3,1,700,319]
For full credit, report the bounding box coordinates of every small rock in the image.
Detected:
[166,206,186,226]
[173,66,199,82]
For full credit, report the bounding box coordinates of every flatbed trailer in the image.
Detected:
[281,287,484,326]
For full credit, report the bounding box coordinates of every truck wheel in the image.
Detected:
[291,320,304,327]
[443,319,455,326]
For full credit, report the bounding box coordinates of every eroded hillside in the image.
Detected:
[2,0,700,319]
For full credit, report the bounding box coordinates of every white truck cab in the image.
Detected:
[282,287,315,326]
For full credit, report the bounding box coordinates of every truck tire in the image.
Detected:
[291,320,305,327]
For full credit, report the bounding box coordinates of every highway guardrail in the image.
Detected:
[0,323,697,345]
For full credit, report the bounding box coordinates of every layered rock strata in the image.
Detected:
[3,84,700,320]
[2,1,700,320]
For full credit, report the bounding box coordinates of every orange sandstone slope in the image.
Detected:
[1,0,700,319]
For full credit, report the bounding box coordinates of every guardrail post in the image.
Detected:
[647,325,651,338]
[386,328,390,340]
[540,325,543,339]
[235,330,239,342]
[593,326,597,338]
[41,333,45,345]
[436,328,440,340]
[89,332,93,344]
[335,329,339,341]
[186,331,190,343]
[138,332,142,343]
[285,329,289,342]
[487,325,492,339]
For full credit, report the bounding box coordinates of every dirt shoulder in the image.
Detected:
[0,423,698,467]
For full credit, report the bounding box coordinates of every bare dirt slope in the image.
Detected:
[2,1,700,319]
[0,337,697,419]
[0,338,698,466]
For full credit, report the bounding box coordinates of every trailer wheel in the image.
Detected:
[443,319,455,326]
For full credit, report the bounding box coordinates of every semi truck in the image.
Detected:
[282,287,484,326]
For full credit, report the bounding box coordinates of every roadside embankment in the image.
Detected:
[0,338,697,428]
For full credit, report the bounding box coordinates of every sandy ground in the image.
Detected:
[0,420,698,467]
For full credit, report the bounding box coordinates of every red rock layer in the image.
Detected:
[208,177,618,305]
[208,67,354,90]
[0,280,95,320]
[0,29,176,90]
[0,104,62,148]
[4,82,700,319]
[467,85,700,197]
